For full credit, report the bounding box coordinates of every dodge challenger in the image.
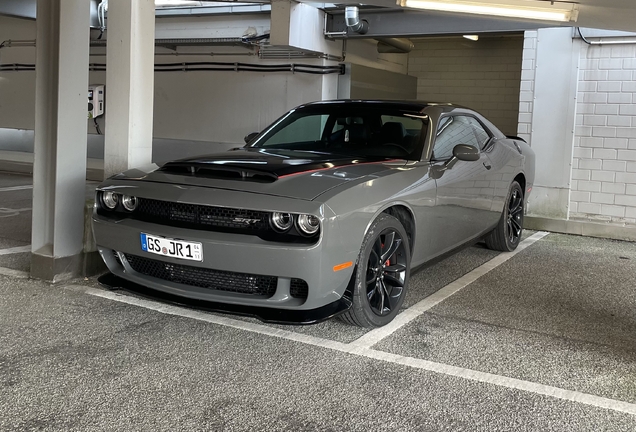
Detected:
[93,100,534,328]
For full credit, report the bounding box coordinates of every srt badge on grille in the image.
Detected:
[232,217,261,225]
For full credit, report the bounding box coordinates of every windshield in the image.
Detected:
[249,106,428,160]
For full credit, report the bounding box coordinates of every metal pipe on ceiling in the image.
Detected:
[344,6,368,35]
[0,40,36,49]
[577,27,636,45]
[88,51,255,57]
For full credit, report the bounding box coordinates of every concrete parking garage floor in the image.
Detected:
[1,171,636,431]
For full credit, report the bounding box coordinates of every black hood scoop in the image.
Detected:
[159,162,278,183]
[158,148,394,182]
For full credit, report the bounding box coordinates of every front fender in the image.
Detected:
[322,165,436,267]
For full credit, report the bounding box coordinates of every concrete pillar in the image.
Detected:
[518,28,582,219]
[104,0,155,178]
[31,0,90,281]
[321,68,339,101]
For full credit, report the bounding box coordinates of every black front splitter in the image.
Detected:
[97,272,352,325]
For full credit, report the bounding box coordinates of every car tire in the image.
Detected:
[485,181,524,252]
[341,213,411,328]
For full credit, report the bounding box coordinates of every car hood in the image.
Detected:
[112,148,407,201]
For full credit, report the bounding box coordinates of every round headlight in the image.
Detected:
[297,214,320,236]
[121,195,138,212]
[102,192,118,209]
[270,212,293,232]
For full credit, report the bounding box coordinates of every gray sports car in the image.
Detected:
[93,100,534,327]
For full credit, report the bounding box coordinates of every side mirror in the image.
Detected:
[452,144,480,162]
[244,132,259,144]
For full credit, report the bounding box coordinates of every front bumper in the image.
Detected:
[92,185,360,313]
[98,272,352,325]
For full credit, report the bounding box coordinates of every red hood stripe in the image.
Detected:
[277,159,404,178]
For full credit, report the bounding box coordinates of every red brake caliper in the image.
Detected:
[381,243,390,266]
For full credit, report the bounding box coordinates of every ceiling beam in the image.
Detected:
[326,9,559,39]
[0,0,101,27]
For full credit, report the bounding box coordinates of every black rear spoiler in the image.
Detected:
[506,135,527,143]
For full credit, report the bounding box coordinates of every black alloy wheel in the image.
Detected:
[365,229,407,316]
[341,213,411,328]
[485,180,524,252]
[506,186,524,245]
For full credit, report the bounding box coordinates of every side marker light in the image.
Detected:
[333,261,353,272]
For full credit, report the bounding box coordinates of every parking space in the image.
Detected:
[3,275,636,432]
[1,169,635,431]
[374,234,636,403]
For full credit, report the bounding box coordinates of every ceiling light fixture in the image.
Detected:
[154,1,202,7]
[397,0,579,23]
[463,35,479,41]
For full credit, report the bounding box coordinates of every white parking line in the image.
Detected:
[0,207,32,218]
[82,286,636,416]
[0,245,31,256]
[0,266,29,278]
[348,231,550,349]
[0,185,33,192]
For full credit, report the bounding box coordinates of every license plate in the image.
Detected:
[140,233,203,262]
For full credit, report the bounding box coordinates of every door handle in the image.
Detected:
[483,162,492,170]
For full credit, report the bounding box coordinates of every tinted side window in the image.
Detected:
[465,117,491,148]
[432,116,480,160]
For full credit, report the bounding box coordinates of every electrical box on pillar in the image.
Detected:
[88,84,104,119]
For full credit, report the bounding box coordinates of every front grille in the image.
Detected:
[290,279,309,300]
[97,193,320,244]
[134,198,270,233]
[123,253,277,297]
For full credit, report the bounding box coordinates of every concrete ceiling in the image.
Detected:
[573,0,636,32]
[2,0,636,33]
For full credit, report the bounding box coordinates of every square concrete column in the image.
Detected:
[517,28,582,219]
[31,0,91,281]
[104,0,156,178]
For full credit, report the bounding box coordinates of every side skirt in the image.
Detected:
[410,225,497,276]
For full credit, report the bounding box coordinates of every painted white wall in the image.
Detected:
[152,70,323,143]
[0,14,327,147]
[407,35,523,136]
[0,14,408,151]
[0,16,36,130]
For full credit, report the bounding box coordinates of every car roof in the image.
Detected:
[297,99,467,113]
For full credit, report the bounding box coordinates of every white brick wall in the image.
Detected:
[517,31,538,144]
[408,35,523,135]
[570,42,636,224]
